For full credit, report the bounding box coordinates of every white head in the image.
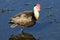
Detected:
[34,3,41,20]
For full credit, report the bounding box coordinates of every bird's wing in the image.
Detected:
[14,10,32,17]
[13,10,33,18]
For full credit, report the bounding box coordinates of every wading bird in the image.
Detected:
[9,3,41,31]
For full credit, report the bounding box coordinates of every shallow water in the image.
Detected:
[0,0,60,40]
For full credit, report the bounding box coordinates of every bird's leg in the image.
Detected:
[19,26,24,33]
[21,28,23,33]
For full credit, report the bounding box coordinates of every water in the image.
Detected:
[0,0,60,40]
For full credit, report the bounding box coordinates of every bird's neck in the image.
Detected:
[34,8,39,20]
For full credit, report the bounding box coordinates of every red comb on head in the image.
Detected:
[36,3,40,9]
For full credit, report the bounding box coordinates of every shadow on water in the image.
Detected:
[9,31,36,40]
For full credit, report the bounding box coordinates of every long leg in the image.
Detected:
[19,26,25,33]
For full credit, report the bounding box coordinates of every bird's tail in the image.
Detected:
[8,18,18,28]
[8,18,14,24]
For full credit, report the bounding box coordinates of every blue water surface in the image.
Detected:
[0,0,60,40]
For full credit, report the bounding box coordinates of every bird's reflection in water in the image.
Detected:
[9,31,36,40]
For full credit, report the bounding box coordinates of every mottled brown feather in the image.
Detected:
[9,11,37,27]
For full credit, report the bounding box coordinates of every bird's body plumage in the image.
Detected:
[9,3,40,28]
[9,11,37,27]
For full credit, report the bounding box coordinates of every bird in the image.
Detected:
[9,3,41,31]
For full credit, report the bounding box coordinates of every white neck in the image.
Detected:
[34,7,40,20]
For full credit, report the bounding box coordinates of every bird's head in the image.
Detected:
[34,3,41,20]
[34,3,41,12]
